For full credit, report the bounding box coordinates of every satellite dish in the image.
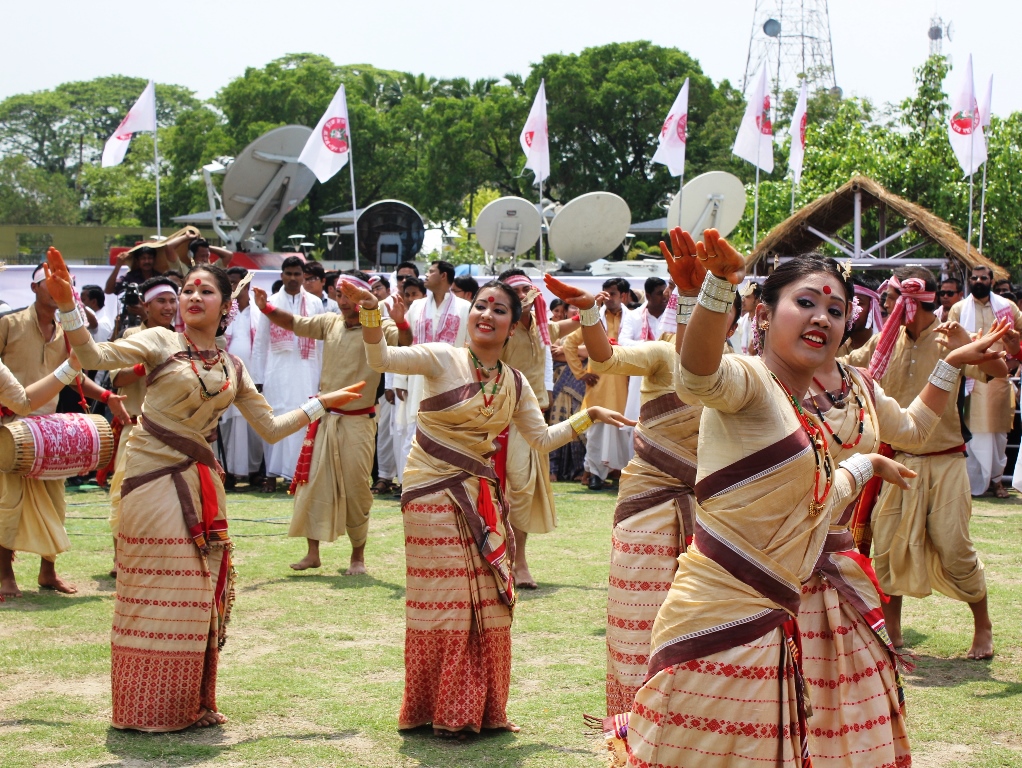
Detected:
[548,192,631,270]
[356,200,425,268]
[928,24,943,41]
[220,125,317,250]
[474,196,542,261]
[666,171,747,242]
[763,18,781,37]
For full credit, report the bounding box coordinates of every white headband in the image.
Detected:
[144,284,178,303]
[339,275,371,292]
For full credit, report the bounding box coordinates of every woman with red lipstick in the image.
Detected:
[626,233,917,768]
[44,249,365,733]
[342,278,634,738]
[797,289,1007,767]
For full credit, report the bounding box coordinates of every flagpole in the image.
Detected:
[152,82,161,237]
[676,173,685,229]
[966,134,975,262]
[978,135,990,252]
[538,175,544,268]
[790,179,796,215]
[349,147,359,272]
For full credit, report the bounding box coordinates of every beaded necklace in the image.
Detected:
[808,364,865,450]
[184,333,230,401]
[470,349,502,417]
[770,371,832,517]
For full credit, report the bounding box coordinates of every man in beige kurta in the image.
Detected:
[844,266,999,659]
[256,274,397,574]
[947,265,1022,498]
[562,280,632,490]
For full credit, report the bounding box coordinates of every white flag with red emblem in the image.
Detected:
[652,78,689,177]
[519,80,550,183]
[979,74,993,128]
[732,67,774,174]
[947,55,986,176]
[788,81,809,184]
[299,84,352,183]
[101,80,157,168]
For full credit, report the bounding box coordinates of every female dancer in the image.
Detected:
[44,248,365,732]
[340,278,633,737]
[798,301,1007,767]
[627,230,914,767]
[542,267,737,717]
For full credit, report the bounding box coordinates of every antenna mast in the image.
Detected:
[742,0,840,112]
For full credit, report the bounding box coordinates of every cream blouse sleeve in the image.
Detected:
[0,360,32,416]
[511,372,579,453]
[230,358,312,444]
[871,377,941,449]
[676,353,764,414]
[71,326,177,371]
[364,337,447,378]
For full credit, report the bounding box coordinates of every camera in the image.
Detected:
[120,282,141,307]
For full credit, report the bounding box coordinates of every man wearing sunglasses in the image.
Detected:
[935,278,963,321]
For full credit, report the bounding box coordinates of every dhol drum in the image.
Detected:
[0,413,114,479]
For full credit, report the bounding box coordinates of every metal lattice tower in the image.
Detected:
[742,0,839,107]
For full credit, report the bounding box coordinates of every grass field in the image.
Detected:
[1,482,1020,768]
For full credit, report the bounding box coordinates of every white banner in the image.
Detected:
[299,84,352,183]
[651,78,689,177]
[732,67,774,173]
[101,80,157,168]
[519,80,550,183]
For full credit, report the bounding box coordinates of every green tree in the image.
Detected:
[0,155,81,225]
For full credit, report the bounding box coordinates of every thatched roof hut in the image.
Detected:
[747,176,1007,280]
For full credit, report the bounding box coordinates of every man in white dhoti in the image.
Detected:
[251,256,325,490]
[393,262,469,485]
[221,268,264,484]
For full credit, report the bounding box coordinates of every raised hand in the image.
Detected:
[252,286,269,312]
[319,381,367,411]
[390,293,407,325]
[43,247,76,310]
[587,406,637,429]
[543,274,596,309]
[943,317,1011,368]
[659,227,705,294]
[695,229,746,285]
[339,280,377,309]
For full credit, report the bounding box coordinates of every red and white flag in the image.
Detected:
[101,80,157,167]
[788,80,809,184]
[651,78,689,177]
[299,84,352,183]
[732,67,774,173]
[947,55,986,176]
[979,74,993,128]
[519,80,550,183]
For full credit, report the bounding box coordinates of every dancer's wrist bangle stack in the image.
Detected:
[697,273,737,314]
[578,305,601,327]
[359,307,382,328]
[569,409,594,435]
[58,307,85,333]
[676,296,697,326]
[53,360,79,385]
[928,359,961,392]
[838,454,874,495]
[301,397,326,422]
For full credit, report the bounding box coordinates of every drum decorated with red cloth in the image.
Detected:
[0,413,114,479]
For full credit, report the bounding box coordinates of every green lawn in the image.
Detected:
[1,483,1020,767]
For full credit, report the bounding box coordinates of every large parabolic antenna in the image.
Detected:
[666,171,747,241]
[197,125,317,251]
[548,192,631,270]
[474,197,542,262]
[356,200,425,268]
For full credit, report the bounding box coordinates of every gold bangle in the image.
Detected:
[359,307,382,328]
[569,408,594,435]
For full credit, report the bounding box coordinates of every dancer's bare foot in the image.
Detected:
[38,560,76,593]
[484,721,521,733]
[345,544,366,575]
[1,575,22,598]
[513,567,538,590]
[967,624,994,660]
[193,708,228,727]
[289,555,321,571]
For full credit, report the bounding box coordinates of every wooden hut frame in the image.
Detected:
[746,176,1007,280]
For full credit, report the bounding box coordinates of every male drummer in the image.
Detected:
[0,264,129,598]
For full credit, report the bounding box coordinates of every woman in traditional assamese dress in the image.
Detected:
[626,232,915,768]
[45,248,364,732]
[340,278,634,738]
[797,292,1006,768]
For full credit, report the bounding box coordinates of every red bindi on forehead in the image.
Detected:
[193,279,202,286]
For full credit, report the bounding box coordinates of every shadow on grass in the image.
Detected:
[513,582,605,600]
[0,593,106,612]
[905,654,1002,688]
[241,572,406,599]
[397,726,595,767]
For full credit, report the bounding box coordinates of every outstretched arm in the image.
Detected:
[660,227,707,355]
[543,275,613,363]
[252,286,295,332]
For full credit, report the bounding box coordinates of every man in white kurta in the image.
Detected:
[619,277,669,424]
[393,262,469,485]
[222,268,264,481]
[251,258,324,486]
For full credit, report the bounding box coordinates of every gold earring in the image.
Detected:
[759,322,770,330]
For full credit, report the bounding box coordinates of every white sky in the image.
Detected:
[4,1,1018,114]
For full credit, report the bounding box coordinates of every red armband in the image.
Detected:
[261,303,275,316]
[133,363,146,377]
[395,319,410,331]
[100,389,112,404]
[570,314,580,322]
